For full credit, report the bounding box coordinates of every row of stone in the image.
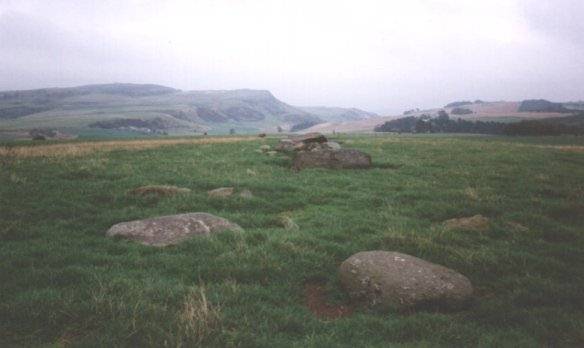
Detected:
[127,185,254,200]
[106,212,474,312]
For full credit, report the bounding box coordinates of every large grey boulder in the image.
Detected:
[106,213,243,247]
[323,141,342,151]
[339,251,473,311]
[292,149,371,170]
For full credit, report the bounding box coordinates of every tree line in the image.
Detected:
[374,111,584,136]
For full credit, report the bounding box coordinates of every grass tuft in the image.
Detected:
[177,286,222,346]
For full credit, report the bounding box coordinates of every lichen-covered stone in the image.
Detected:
[339,251,473,311]
[106,212,242,247]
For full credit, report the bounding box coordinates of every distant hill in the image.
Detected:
[296,115,399,134]
[297,106,377,122]
[443,100,573,121]
[444,101,473,108]
[563,101,584,111]
[0,83,178,104]
[2,84,579,138]
[0,83,323,138]
[302,100,578,134]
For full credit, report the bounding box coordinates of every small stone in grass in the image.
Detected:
[207,187,234,198]
[443,214,490,232]
[239,189,254,199]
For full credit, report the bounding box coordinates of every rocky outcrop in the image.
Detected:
[274,132,372,170]
[275,133,328,152]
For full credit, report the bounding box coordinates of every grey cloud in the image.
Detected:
[522,0,584,47]
[0,11,129,65]
[0,1,582,113]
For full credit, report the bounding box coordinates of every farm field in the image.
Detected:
[1,134,584,346]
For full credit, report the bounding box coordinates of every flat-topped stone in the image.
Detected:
[106,212,242,247]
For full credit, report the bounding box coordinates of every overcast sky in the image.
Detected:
[0,0,582,114]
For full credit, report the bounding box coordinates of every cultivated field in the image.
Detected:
[1,134,583,346]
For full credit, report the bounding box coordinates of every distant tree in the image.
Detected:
[277,126,283,133]
[503,114,584,136]
[374,116,418,132]
[434,110,450,132]
[290,120,321,132]
[229,128,236,135]
[437,110,449,120]
[415,119,432,133]
[451,107,473,115]
[403,108,420,115]
[375,113,507,135]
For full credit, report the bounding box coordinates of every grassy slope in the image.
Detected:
[0,103,290,138]
[1,134,583,346]
[0,87,318,138]
[0,109,188,129]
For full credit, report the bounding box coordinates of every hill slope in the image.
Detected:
[0,83,322,138]
[298,106,377,122]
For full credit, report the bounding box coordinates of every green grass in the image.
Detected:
[0,96,297,138]
[1,134,583,346]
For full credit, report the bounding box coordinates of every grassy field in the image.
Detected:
[1,134,583,346]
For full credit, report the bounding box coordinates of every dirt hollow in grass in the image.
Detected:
[304,283,353,320]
